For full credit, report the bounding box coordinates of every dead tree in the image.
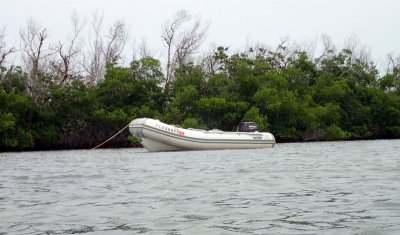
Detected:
[53,11,85,85]
[83,10,104,84]
[20,18,53,101]
[343,34,371,63]
[162,10,190,90]
[84,11,128,85]
[0,27,16,69]
[198,44,228,77]
[161,10,208,91]
[175,16,207,66]
[267,39,293,72]
[138,38,156,59]
[199,50,218,76]
[20,19,50,77]
[103,20,128,64]
[294,39,318,60]
[385,54,400,75]
[315,34,336,65]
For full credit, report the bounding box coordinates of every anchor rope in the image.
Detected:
[91,123,130,150]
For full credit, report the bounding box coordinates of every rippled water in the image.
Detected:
[0,140,399,234]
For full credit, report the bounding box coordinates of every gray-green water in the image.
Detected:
[0,140,399,234]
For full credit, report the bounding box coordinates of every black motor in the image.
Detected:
[239,122,260,132]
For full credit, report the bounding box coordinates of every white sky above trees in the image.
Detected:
[1,0,399,71]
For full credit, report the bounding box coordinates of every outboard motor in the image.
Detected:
[239,122,260,132]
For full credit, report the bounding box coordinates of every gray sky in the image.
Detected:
[1,0,399,69]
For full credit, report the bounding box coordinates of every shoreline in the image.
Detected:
[1,137,398,153]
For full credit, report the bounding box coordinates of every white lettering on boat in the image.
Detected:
[155,124,184,136]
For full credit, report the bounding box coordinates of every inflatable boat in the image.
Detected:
[129,118,275,152]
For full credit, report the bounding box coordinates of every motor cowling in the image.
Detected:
[239,122,260,132]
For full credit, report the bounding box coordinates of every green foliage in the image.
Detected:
[313,73,352,104]
[260,72,288,89]
[1,66,28,93]
[173,64,205,96]
[197,97,228,128]
[180,117,207,129]
[206,73,235,99]
[1,46,400,150]
[127,135,140,145]
[325,125,349,140]
[244,107,268,131]
[379,71,400,94]
[313,103,342,127]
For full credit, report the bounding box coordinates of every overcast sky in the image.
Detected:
[1,0,399,69]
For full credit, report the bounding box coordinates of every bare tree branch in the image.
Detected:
[19,18,55,101]
[138,38,156,59]
[82,10,104,84]
[161,10,208,91]
[343,34,372,63]
[0,27,17,68]
[20,18,52,77]
[53,11,86,85]
[385,53,400,75]
[175,16,208,66]
[103,20,128,64]
[83,10,129,85]
[315,34,336,65]
[162,10,191,90]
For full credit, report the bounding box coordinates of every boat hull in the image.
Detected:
[129,118,275,152]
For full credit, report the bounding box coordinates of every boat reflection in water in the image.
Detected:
[129,118,275,152]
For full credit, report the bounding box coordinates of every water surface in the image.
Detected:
[0,140,399,234]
